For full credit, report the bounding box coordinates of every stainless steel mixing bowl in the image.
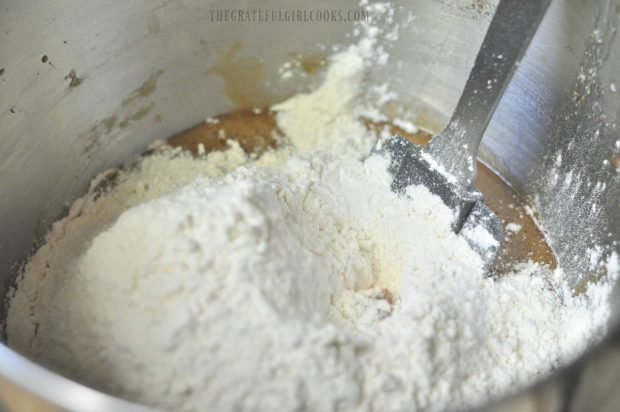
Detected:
[1,0,619,410]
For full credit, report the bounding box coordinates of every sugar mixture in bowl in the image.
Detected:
[5,21,618,412]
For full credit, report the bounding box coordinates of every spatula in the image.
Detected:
[373,0,552,267]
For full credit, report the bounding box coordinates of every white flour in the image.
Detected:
[6,23,619,412]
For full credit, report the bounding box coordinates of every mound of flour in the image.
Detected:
[6,30,617,412]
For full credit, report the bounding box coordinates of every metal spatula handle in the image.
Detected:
[427,0,552,187]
